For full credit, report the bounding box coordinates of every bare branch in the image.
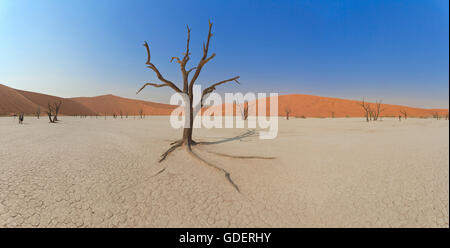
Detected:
[189,21,215,94]
[187,67,197,75]
[137,82,174,94]
[171,57,182,64]
[182,25,191,63]
[141,41,182,93]
[144,41,151,65]
[201,76,240,104]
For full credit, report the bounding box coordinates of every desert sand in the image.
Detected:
[0,116,448,227]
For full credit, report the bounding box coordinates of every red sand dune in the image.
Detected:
[0,84,175,116]
[1,84,96,116]
[1,84,447,118]
[70,95,175,116]
[203,94,448,118]
[275,94,448,118]
[16,89,96,116]
[0,84,39,115]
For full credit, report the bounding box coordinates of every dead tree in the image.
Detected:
[136,21,264,192]
[120,110,123,119]
[445,113,448,120]
[433,112,440,120]
[400,110,407,120]
[46,101,62,123]
[285,106,291,120]
[46,104,53,123]
[331,111,335,118]
[374,100,385,121]
[138,108,144,119]
[53,101,62,122]
[36,107,41,119]
[18,113,24,124]
[242,101,249,120]
[359,98,372,122]
[369,109,375,121]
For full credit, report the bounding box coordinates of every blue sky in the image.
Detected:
[0,0,448,108]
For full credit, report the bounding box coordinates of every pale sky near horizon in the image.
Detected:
[0,0,448,108]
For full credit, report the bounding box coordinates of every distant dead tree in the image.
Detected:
[373,100,385,121]
[433,112,440,120]
[139,108,144,119]
[285,106,291,120]
[445,113,448,120]
[35,107,41,119]
[113,113,117,119]
[125,112,128,118]
[400,110,407,120]
[46,101,62,123]
[53,101,62,122]
[331,111,335,118]
[359,98,372,122]
[237,101,249,120]
[18,113,24,124]
[120,110,123,119]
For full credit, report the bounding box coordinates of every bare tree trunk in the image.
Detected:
[182,98,194,148]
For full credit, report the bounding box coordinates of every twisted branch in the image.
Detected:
[141,41,181,93]
[201,76,240,104]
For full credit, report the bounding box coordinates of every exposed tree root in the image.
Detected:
[159,141,183,162]
[170,139,198,146]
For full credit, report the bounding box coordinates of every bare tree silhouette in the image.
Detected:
[284,106,291,120]
[135,21,275,192]
[139,108,144,119]
[242,101,249,121]
[400,110,407,120]
[35,107,41,119]
[137,21,239,151]
[359,98,371,122]
[433,112,440,120]
[46,101,62,123]
[374,100,385,121]
[18,113,24,124]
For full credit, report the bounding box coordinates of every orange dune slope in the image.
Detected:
[204,94,448,118]
[70,94,176,116]
[0,84,39,115]
[0,84,175,116]
[1,84,96,116]
[1,84,447,117]
[275,94,448,118]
